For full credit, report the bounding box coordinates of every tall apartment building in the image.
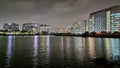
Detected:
[89,5,120,32]
[3,23,19,31]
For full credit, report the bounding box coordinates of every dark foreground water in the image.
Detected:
[0,35,120,68]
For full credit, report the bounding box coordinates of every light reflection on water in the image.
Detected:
[0,36,120,68]
[46,36,50,65]
[86,37,96,60]
[111,38,120,61]
[33,36,38,68]
[6,36,13,67]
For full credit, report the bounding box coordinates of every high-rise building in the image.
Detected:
[72,22,80,34]
[3,23,19,31]
[89,5,120,32]
[71,20,87,34]
[77,20,87,34]
[22,23,40,33]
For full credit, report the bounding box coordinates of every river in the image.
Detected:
[0,36,120,68]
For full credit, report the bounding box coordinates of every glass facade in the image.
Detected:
[111,13,120,32]
[94,11,106,32]
[89,5,120,32]
[88,16,94,32]
[106,11,111,32]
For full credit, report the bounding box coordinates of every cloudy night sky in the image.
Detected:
[0,0,119,29]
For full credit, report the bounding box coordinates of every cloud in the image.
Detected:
[0,0,119,29]
[49,0,89,12]
[15,1,35,9]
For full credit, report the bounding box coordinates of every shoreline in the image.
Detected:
[0,33,120,38]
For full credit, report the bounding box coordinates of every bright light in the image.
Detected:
[111,13,120,17]
[6,36,13,67]
[8,23,12,25]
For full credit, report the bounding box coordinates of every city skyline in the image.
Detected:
[0,0,119,29]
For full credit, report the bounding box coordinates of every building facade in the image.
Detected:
[89,5,120,32]
[3,23,19,31]
[22,23,50,33]
[22,23,40,33]
[77,20,87,34]
[39,24,50,33]
[67,20,88,34]
[67,26,74,33]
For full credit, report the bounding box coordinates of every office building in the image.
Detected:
[22,23,50,33]
[89,5,120,32]
[3,23,19,32]
[70,20,87,34]
[22,23,40,33]
[39,24,50,33]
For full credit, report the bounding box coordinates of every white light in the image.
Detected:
[8,23,12,25]
[111,13,120,17]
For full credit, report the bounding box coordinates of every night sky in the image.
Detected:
[0,0,119,29]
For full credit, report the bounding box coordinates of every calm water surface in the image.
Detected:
[0,36,120,68]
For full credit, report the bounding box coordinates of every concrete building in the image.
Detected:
[66,22,79,34]
[3,23,19,32]
[89,5,120,32]
[22,23,40,33]
[67,26,74,33]
[72,22,80,34]
[39,24,50,33]
[66,20,88,34]
[70,21,88,34]
[78,20,88,33]
[22,23,50,33]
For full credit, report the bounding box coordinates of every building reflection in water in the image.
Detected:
[0,36,120,68]
[60,36,64,56]
[86,37,96,60]
[74,37,86,62]
[66,37,73,66]
[111,38,120,61]
[6,36,13,67]
[64,37,87,66]
[46,36,50,65]
[104,38,112,61]
[39,36,50,67]
[33,35,38,68]
[33,35,50,67]
[95,38,105,58]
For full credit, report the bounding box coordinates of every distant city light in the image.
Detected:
[8,23,12,25]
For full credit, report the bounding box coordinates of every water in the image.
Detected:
[0,35,120,68]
